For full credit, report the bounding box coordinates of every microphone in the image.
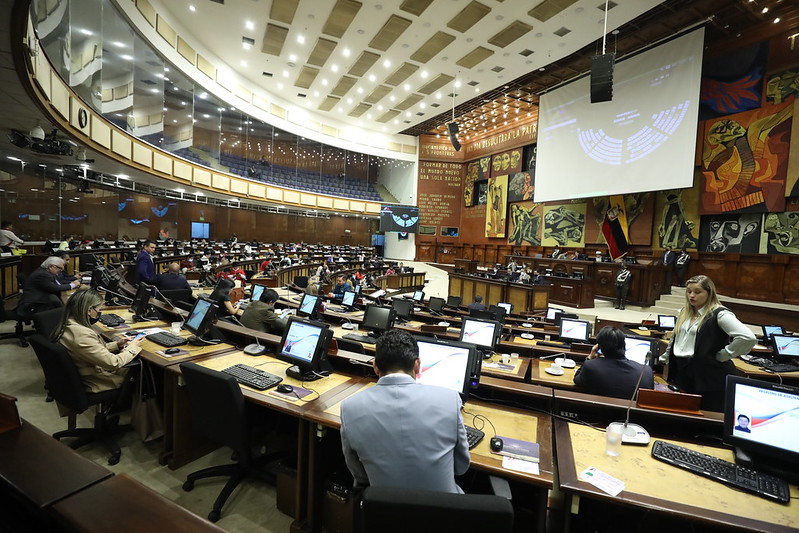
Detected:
[151,285,179,312]
[101,287,133,304]
[341,317,355,330]
[229,315,268,355]
[348,358,374,368]
[608,352,652,445]
[539,352,565,360]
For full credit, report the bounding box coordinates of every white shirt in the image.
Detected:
[0,228,23,247]
[662,306,756,363]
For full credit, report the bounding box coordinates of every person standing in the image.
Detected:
[0,220,23,249]
[135,240,156,284]
[615,265,632,310]
[674,247,690,287]
[662,246,675,288]
[340,330,469,492]
[659,275,756,411]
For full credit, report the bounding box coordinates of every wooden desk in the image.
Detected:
[554,419,798,532]
[448,273,551,312]
[50,474,225,533]
[0,420,112,508]
[734,358,799,383]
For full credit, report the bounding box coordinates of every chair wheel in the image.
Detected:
[183,480,195,492]
[208,510,221,522]
[108,453,120,465]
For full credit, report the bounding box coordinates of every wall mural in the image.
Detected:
[464,157,490,206]
[485,174,508,238]
[760,211,799,254]
[766,68,799,105]
[490,149,522,179]
[654,185,700,250]
[542,203,586,247]
[699,41,768,120]
[507,171,534,202]
[508,201,541,246]
[698,213,761,253]
[700,100,792,214]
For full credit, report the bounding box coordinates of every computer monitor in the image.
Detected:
[341,290,357,309]
[762,325,785,339]
[657,315,677,330]
[546,307,563,322]
[353,284,362,295]
[446,295,462,308]
[624,335,657,365]
[488,305,507,322]
[43,240,59,254]
[428,297,445,314]
[415,336,480,399]
[412,290,425,303]
[497,302,513,315]
[251,284,265,302]
[68,239,81,250]
[770,334,799,362]
[130,283,153,319]
[277,317,333,381]
[554,312,579,328]
[297,293,320,319]
[184,296,219,342]
[469,308,495,321]
[559,318,590,343]
[459,317,502,353]
[723,376,799,481]
[392,298,413,321]
[361,304,395,336]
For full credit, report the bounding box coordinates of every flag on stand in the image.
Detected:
[602,195,629,260]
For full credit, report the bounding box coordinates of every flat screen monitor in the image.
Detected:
[488,305,507,322]
[251,284,265,302]
[497,302,513,315]
[624,336,656,365]
[415,336,480,398]
[560,318,590,343]
[762,325,785,339]
[379,204,419,233]
[392,298,413,320]
[43,240,59,253]
[353,284,362,295]
[657,315,677,330]
[277,317,332,380]
[555,312,578,328]
[362,304,395,335]
[341,290,356,308]
[298,294,319,318]
[184,297,218,338]
[412,290,425,303]
[723,376,799,478]
[771,334,799,361]
[130,283,153,317]
[428,297,445,314]
[446,295,462,307]
[546,307,563,322]
[469,308,495,321]
[459,318,502,353]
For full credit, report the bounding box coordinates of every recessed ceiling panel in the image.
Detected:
[368,15,413,51]
[399,0,434,17]
[455,46,494,68]
[528,0,579,22]
[307,38,338,67]
[294,66,320,89]
[270,0,299,24]
[348,103,372,117]
[347,51,380,76]
[410,31,456,63]
[261,23,288,56]
[322,0,363,38]
[384,62,419,86]
[364,85,392,104]
[318,96,341,111]
[447,1,491,33]
[394,93,424,110]
[418,73,454,95]
[377,110,401,123]
[488,21,534,48]
[330,76,358,97]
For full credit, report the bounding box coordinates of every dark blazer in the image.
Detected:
[466,302,486,312]
[573,357,654,400]
[135,250,155,284]
[19,267,72,307]
[153,272,190,291]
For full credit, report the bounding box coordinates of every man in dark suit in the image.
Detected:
[135,240,156,284]
[466,294,487,311]
[153,262,191,291]
[573,326,654,400]
[53,250,78,283]
[18,257,80,316]
[675,247,690,287]
[662,246,675,287]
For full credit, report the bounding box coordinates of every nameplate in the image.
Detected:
[637,388,702,413]
[420,324,448,334]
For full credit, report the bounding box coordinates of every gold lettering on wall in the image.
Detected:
[418,161,463,227]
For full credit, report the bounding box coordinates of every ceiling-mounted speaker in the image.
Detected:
[7,130,30,148]
[590,52,615,103]
[447,121,461,151]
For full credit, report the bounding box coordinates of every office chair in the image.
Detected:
[360,485,514,533]
[337,338,365,354]
[28,334,134,465]
[159,288,195,311]
[293,275,309,289]
[179,362,286,522]
[0,299,34,347]
[32,307,64,338]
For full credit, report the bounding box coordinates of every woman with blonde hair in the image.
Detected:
[659,275,756,411]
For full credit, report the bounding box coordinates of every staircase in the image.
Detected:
[649,286,685,315]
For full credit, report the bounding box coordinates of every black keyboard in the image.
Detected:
[759,359,799,373]
[465,425,485,449]
[145,331,187,348]
[537,340,568,348]
[222,363,282,391]
[342,333,377,344]
[98,313,125,326]
[651,440,790,503]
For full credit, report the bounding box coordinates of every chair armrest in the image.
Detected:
[489,475,512,501]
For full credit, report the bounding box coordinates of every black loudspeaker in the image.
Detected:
[447,122,461,152]
[590,53,615,103]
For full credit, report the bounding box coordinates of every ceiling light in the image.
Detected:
[120,54,133,61]
[189,5,196,12]
[241,60,248,67]
[289,54,297,61]
[421,71,428,79]
[297,34,305,44]
[331,64,339,72]
[347,98,353,104]
[357,87,363,94]
[761,6,768,13]
[245,20,255,30]
[112,41,125,48]
[283,70,289,77]
[80,28,92,35]
[383,59,391,68]
[368,74,376,82]
[321,79,328,86]
[343,48,351,57]
[773,17,780,23]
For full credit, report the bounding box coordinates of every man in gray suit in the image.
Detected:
[340,329,470,493]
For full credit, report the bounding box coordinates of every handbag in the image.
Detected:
[131,363,164,442]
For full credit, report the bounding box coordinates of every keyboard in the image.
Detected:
[145,331,187,348]
[465,425,485,449]
[537,340,568,348]
[98,313,125,327]
[759,359,799,373]
[342,333,377,344]
[222,363,283,391]
[651,440,790,503]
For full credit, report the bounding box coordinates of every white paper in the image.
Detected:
[579,466,625,496]
[502,456,539,475]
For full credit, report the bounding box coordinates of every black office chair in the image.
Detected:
[159,288,195,311]
[0,299,34,347]
[293,275,309,289]
[179,362,285,522]
[337,338,365,354]
[28,334,134,465]
[32,307,64,338]
[360,485,514,533]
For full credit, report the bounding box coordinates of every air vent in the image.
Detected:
[467,80,479,86]
[242,36,255,47]
[141,79,157,85]
[430,102,441,108]
[491,65,504,73]
[600,1,618,9]
[519,49,534,57]
[447,1,491,33]
[297,93,307,98]
[416,112,425,116]
[554,26,571,37]
[262,72,273,77]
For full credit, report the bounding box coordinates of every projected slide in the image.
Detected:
[732,384,799,454]
[281,322,320,363]
[418,343,469,393]
[535,29,704,202]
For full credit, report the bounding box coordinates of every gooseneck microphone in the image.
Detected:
[608,351,652,445]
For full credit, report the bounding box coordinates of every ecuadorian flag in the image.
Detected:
[602,195,629,260]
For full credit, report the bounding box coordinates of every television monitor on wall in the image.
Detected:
[379,205,419,233]
[191,221,210,239]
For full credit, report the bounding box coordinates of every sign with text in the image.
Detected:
[418,161,464,234]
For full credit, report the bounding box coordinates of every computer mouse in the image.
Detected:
[490,437,504,453]
[165,348,181,354]
[276,384,294,394]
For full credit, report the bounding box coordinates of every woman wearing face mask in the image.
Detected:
[52,289,143,393]
[659,275,756,411]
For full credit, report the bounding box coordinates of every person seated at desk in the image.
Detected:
[573,326,654,400]
[466,294,486,312]
[18,257,81,315]
[153,262,191,291]
[51,289,143,393]
[217,261,247,286]
[340,329,470,493]
[517,269,531,283]
[240,288,287,334]
[384,265,396,276]
[209,278,242,318]
[53,250,78,283]
[328,275,353,299]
